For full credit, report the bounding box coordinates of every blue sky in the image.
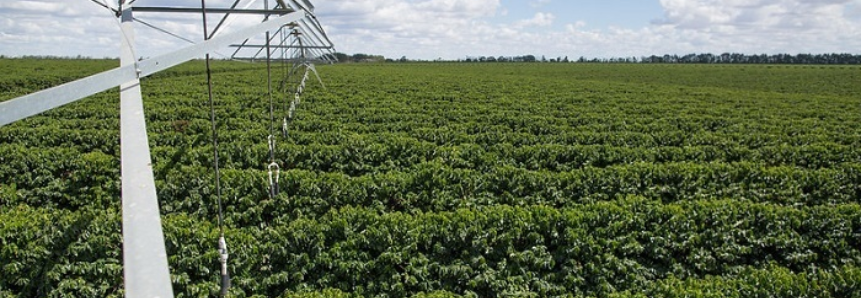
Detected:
[1,0,860,60]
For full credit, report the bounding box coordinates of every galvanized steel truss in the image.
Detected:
[0,1,333,297]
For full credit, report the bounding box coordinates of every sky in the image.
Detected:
[1,0,860,60]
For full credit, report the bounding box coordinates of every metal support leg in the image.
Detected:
[119,5,174,298]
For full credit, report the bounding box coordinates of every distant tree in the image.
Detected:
[399,56,408,62]
[622,52,861,64]
[524,55,537,62]
[352,53,368,62]
[333,52,350,62]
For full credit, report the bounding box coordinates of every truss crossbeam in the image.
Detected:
[132,6,294,15]
[0,10,307,127]
[230,44,332,49]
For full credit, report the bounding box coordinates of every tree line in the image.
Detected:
[326,52,861,65]
[8,52,857,65]
[479,53,861,64]
[610,53,861,64]
[468,53,861,64]
[326,52,387,63]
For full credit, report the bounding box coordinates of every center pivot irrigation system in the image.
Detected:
[0,0,334,297]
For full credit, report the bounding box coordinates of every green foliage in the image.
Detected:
[0,206,123,297]
[2,60,861,297]
[635,265,861,298]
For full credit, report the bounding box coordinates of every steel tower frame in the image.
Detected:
[0,1,333,296]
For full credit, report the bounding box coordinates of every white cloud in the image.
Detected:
[313,0,861,58]
[314,0,502,57]
[514,12,555,28]
[0,0,859,60]
[646,0,861,54]
[655,0,852,31]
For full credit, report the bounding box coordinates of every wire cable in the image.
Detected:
[208,0,243,40]
[265,0,281,198]
[266,22,274,137]
[267,31,276,139]
[90,0,118,15]
[134,17,197,44]
[96,0,137,62]
[132,17,234,60]
[200,0,230,296]
[200,0,225,242]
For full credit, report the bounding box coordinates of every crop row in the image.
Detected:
[158,162,861,223]
[5,116,859,153]
[2,129,859,178]
[195,140,860,172]
[2,199,859,297]
[3,143,860,214]
[3,60,861,297]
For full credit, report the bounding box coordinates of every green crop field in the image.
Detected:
[1,59,860,297]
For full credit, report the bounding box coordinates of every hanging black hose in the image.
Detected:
[267,30,275,140]
[264,3,281,198]
[200,0,230,296]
